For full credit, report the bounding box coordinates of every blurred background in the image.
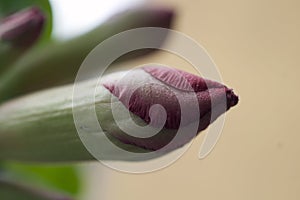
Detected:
[1,0,300,199]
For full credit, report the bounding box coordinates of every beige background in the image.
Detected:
[82,0,300,199]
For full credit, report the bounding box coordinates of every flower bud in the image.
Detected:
[0,7,45,48]
[0,66,238,162]
[103,66,238,150]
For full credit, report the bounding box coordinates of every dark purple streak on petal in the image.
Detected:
[143,66,224,92]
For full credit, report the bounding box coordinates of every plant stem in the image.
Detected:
[0,77,149,163]
[0,43,22,74]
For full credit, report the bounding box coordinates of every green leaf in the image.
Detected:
[0,185,55,200]
[0,174,75,200]
[3,163,81,196]
[0,0,53,44]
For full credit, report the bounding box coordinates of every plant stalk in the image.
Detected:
[0,77,151,163]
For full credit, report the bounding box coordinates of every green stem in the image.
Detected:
[0,43,22,74]
[0,77,150,163]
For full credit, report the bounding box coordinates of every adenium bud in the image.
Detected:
[0,7,45,48]
[0,66,238,162]
[107,6,174,29]
[103,66,238,150]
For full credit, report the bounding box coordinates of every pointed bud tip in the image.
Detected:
[226,88,239,108]
[0,7,45,48]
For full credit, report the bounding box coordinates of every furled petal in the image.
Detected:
[103,66,238,150]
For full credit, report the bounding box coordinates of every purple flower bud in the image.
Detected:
[108,6,174,29]
[0,7,45,48]
[103,66,238,150]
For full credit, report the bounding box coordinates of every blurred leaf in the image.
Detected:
[0,174,74,200]
[0,186,51,200]
[4,163,81,196]
[0,0,53,44]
